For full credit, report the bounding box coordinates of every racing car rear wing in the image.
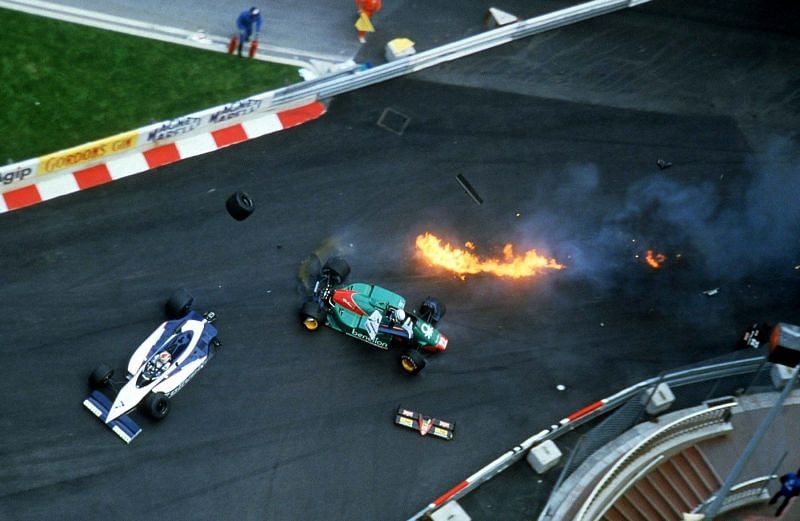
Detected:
[83,390,142,444]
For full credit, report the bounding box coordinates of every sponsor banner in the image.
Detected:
[0,158,39,191]
[208,98,263,124]
[144,116,203,143]
[38,131,138,175]
[14,89,300,186]
[140,93,279,144]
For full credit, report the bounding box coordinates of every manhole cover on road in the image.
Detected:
[377,107,411,135]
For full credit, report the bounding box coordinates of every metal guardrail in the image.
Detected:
[575,402,736,520]
[264,0,652,116]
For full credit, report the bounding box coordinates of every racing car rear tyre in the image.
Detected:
[226,191,255,221]
[166,289,194,318]
[418,297,446,326]
[301,302,325,331]
[322,257,350,284]
[89,364,114,388]
[143,392,170,420]
[400,349,426,375]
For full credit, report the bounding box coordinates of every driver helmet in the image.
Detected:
[157,351,172,368]
[250,7,260,16]
[393,308,406,323]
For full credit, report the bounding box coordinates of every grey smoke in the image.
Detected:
[527,138,799,285]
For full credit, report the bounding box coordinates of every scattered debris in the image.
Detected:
[656,159,673,170]
[395,407,455,440]
[600,322,605,327]
[377,107,410,135]
[556,384,566,391]
[736,322,771,349]
[484,7,519,28]
[188,30,213,45]
[455,174,483,205]
[702,287,720,297]
[795,265,800,270]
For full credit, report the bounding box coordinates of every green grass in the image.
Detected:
[0,8,300,163]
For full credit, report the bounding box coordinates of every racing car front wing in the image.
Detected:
[395,407,455,440]
[83,390,142,444]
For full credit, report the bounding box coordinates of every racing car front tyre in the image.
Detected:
[400,349,426,375]
[301,302,325,331]
[322,257,350,284]
[226,191,255,221]
[143,392,170,420]
[89,364,114,388]
[166,289,194,318]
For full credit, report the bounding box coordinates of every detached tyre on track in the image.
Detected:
[399,349,426,375]
[301,301,325,331]
[89,364,114,389]
[143,392,170,420]
[226,191,255,221]
[166,289,194,319]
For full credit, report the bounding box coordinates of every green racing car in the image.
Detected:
[299,257,448,375]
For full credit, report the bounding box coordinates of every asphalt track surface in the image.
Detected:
[2,2,799,520]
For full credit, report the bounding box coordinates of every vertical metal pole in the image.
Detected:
[742,357,769,396]
[541,435,586,518]
[704,378,721,403]
[704,366,799,518]
[757,451,788,498]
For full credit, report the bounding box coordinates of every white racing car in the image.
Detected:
[83,290,221,443]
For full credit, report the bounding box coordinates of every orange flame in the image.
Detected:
[415,232,565,279]
[645,250,666,269]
